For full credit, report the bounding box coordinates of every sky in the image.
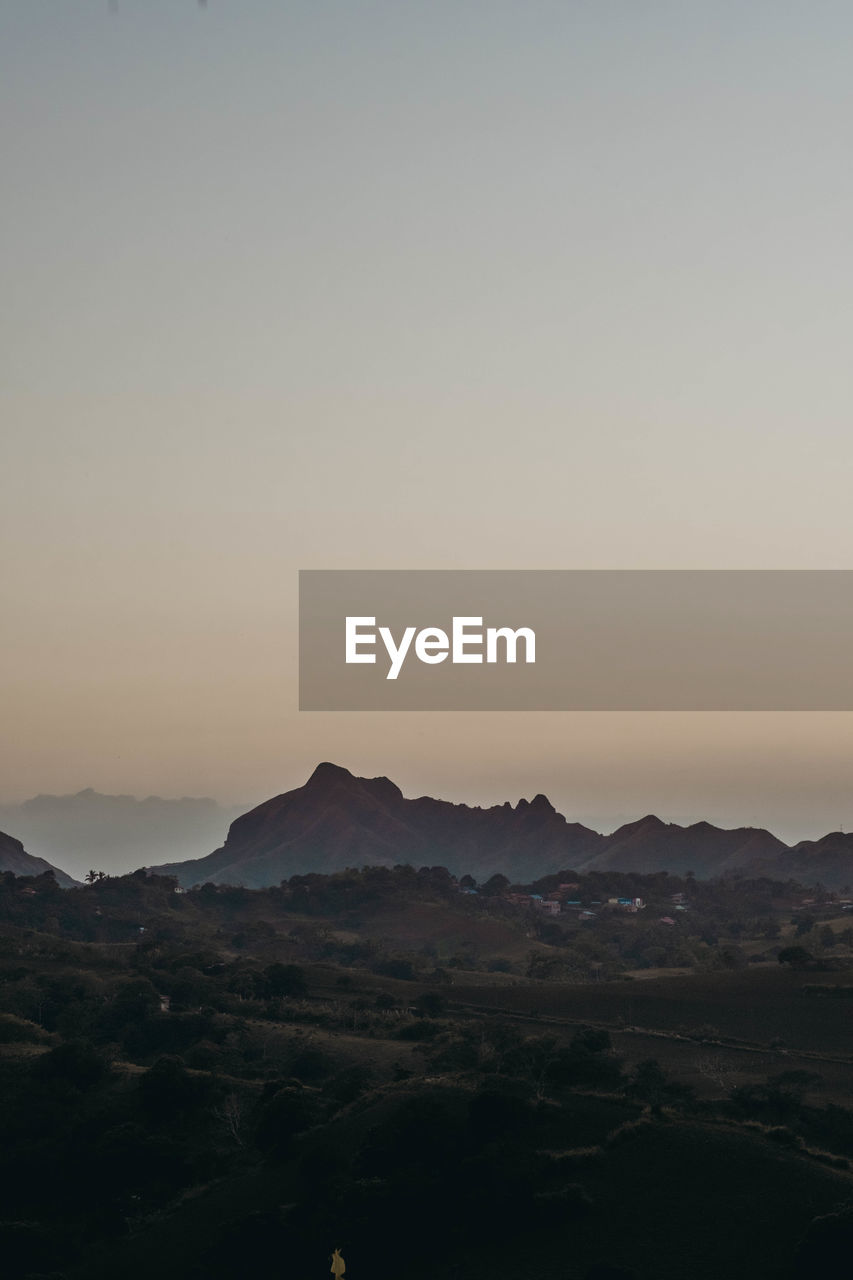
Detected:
[3,1,853,853]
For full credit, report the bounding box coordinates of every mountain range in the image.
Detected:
[0,789,246,882]
[149,761,853,890]
[3,764,852,890]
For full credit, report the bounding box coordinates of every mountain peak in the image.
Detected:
[306,762,356,788]
[613,814,667,836]
[304,763,404,807]
[530,793,556,813]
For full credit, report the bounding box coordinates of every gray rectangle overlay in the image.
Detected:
[299,570,853,710]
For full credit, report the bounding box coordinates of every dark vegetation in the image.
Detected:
[1,865,852,1278]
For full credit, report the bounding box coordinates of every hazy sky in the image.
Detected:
[3,2,853,846]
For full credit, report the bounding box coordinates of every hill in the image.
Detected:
[3,866,853,1280]
[150,762,605,888]
[579,813,789,877]
[0,828,77,887]
[151,762,853,889]
[775,832,853,892]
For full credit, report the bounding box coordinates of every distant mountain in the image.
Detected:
[151,761,853,891]
[0,829,77,888]
[772,832,853,892]
[0,789,247,882]
[150,762,606,888]
[579,815,789,878]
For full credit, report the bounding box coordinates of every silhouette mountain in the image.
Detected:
[150,762,605,888]
[149,762,852,890]
[772,831,853,891]
[0,829,77,887]
[579,814,788,877]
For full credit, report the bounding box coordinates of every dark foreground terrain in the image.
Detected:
[1,865,853,1279]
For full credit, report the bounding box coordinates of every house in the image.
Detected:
[535,899,561,916]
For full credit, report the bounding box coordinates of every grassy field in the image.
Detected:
[448,967,853,1054]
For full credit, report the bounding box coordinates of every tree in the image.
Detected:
[139,1055,209,1119]
[625,1059,692,1115]
[35,1040,110,1091]
[778,945,813,969]
[264,963,308,998]
[819,924,836,950]
[213,1092,246,1147]
[414,991,447,1019]
[766,1070,823,1107]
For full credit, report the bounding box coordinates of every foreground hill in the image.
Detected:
[151,762,853,889]
[3,867,853,1280]
[0,828,77,887]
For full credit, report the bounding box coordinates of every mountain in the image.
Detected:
[149,762,853,890]
[0,789,247,882]
[150,762,605,888]
[580,815,789,877]
[772,831,853,891]
[0,828,78,887]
